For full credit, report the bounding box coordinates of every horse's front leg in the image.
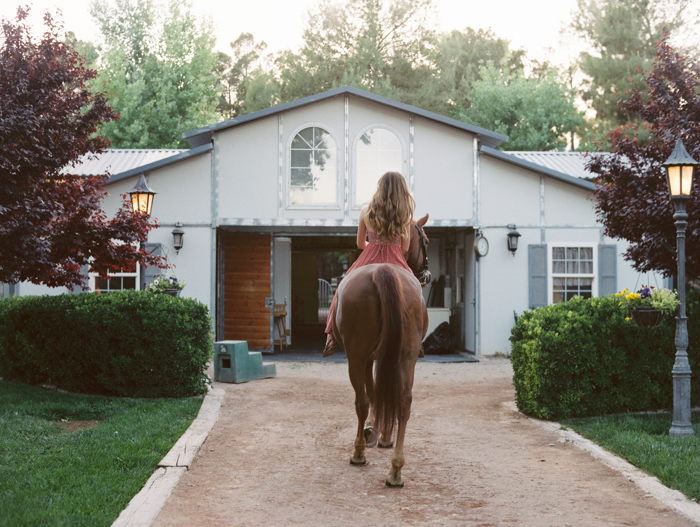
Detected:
[349,361,370,466]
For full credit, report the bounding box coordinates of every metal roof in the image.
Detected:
[481,147,596,191]
[182,85,509,150]
[62,149,186,177]
[504,151,605,180]
[108,144,213,184]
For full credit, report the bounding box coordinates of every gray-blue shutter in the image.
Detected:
[140,243,164,290]
[529,245,548,309]
[598,245,617,297]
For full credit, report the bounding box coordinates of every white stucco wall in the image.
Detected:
[414,117,474,222]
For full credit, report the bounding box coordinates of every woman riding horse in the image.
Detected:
[323,171,419,357]
[324,171,431,488]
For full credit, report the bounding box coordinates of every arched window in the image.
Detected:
[290,126,337,207]
[354,127,403,207]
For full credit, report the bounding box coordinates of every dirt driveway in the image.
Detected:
[152,358,696,526]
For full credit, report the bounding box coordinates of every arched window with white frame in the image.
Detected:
[353,127,404,208]
[289,126,338,207]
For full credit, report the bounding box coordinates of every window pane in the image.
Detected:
[567,261,578,273]
[580,247,593,260]
[123,277,136,290]
[314,128,333,149]
[567,247,578,260]
[293,128,314,149]
[355,128,403,207]
[552,247,565,259]
[290,127,337,206]
[95,277,108,291]
[290,187,313,205]
[553,292,565,303]
[109,276,121,291]
[553,278,565,289]
[291,149,312,168]
[580,261,593,274]
[291,167,313,187]
[553,262,565,273]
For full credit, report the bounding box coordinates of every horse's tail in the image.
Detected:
[372,265,404,440]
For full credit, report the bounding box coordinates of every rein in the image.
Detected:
[412,223,431,287]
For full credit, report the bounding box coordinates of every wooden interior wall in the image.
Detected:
[223,233,271,350]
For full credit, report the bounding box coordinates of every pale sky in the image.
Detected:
[0,0,587,68]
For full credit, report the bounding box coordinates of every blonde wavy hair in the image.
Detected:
[366,171,415,242]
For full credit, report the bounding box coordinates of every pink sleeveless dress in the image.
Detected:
[325,231,412,334]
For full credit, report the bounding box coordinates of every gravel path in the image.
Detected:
[151,358,697,527]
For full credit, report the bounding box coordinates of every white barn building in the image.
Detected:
[5,86,653,356]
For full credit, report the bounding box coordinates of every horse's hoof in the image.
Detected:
[378,441,393,449]
[385,476,404,488]
[350,455,367,466]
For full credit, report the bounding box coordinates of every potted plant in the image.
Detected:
[615,286,679,328]
[146,274,186,297]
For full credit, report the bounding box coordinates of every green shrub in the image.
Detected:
[0,291,213,398]
[510,292,700,420]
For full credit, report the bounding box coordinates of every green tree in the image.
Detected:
[457,64,585,151]
[571,0,694,141]
[216,33,279,119]
[275,0,437,106]
[91,0,220,148]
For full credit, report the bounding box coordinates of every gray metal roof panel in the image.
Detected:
[62,149,186,177]
[107,144,213,184]
[481,147,597,191]
[182,86,509,149]
[505,151,606,180]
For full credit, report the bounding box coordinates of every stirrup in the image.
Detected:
[323,337,336,357]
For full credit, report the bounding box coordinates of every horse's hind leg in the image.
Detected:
[386,365,415,488]
[349,361,370,466]
[364,361,379,448]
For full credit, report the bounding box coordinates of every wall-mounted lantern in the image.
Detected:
[172,223,185,254]
[506,224,521,256]
[128,174,156,217]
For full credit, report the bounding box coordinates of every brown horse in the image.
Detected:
[330,213,430,487]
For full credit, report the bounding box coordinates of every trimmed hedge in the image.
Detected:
[0,291,214,398]
[510,292,700,420]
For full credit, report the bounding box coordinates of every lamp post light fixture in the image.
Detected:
[662,137,700,438]
[128,174,156,217]
[172,223,185,254]
[506,224,521,256]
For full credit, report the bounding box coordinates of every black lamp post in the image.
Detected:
[128,174,156,217]
[662,137,699,438]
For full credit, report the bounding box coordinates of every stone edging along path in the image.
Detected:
[111,387,225,527]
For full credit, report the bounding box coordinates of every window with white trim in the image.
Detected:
[289,126,337,207]
[354,127,403,207]
[550,245,595,304]
[90,267,140,293]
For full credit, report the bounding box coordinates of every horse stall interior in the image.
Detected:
[288,235,361,353]
[218,228,474,354]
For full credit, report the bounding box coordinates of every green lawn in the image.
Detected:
[563,410,700,501]
[0,380,203,527]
